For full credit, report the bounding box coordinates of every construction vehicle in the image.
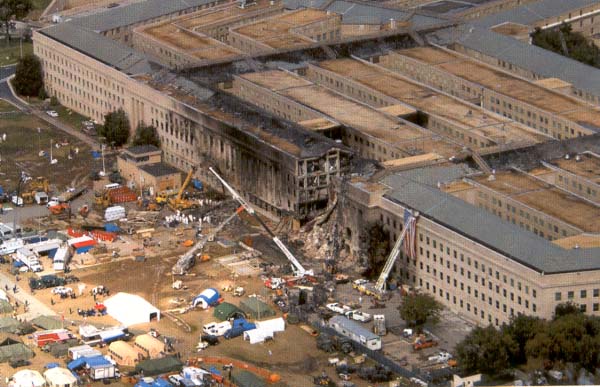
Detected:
[49,203,70,215]
[354,213,418,300]
[78,205,89,218]
[172,205,244,275]
[210,167,313,278]
[413,335,438,351]
[168,167,197,211]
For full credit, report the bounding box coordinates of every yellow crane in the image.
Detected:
[168,167,197,211]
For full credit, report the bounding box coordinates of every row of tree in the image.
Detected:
[456,303,600,375]
[532,24,600,68]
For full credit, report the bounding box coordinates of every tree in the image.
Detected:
[133,123,160,147]
[502,314,544,365]
[398,293,442,331]
[99,109,130,146]
[0,0,31,42]
[531,23,600,68]
[455,326,517,375]
[554,302,582,319]
[13,53,42,96]
[360,223,390,279]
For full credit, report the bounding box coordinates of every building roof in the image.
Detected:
[39,23,153,75]
[70,0,215,32]
[426,25,600,100]
[329,315,379,341]
[213,302,246,321]
[283,0,446,26]
[378,166,600,274]
[44,367,78,385]
[135,334,164,351]
[139,163,181,177]
[108,341,140,358]
[473,0,600,28]
[127,145,160,155]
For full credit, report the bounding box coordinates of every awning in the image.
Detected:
[67,357,86,371]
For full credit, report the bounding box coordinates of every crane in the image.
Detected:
[172,205,245,275]
[209,167,313,277]
[374,217,413,294]
[168,167,197,211]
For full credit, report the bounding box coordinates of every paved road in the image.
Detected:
[0,271,57,319]
[0,65,16,82]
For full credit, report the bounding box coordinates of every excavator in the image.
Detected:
[20,177,50,205]
[167,167,197,211]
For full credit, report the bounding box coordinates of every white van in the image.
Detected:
[202,321,231,336]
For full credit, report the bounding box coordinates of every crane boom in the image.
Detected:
[374,216,414,293]
[209,167,313,277]
[177,167,197,201]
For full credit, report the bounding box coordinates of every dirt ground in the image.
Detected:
[0,111,94,196]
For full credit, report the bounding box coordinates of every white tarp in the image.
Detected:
[254,317,285,333]
[11,370,46,387]
[44,367,77,387]
[103,293,160,327]
[243,328,273,344]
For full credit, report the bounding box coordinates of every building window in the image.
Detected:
[555,292,561,301]
[568,291,574,299]
[582,290,587,299]
[594,303,599,312]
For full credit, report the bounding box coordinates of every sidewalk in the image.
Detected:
[0,271,57,320]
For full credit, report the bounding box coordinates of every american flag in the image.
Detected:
[403,209,418,259]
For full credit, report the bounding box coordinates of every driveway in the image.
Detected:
[0,271,57,319]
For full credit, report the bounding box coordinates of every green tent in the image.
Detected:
[0,300,12,314]
[135,356,183,376]
[232,370,265,387]
[30,315,63,330]
[213,302,246,321]
[239,298,275,320]
[0,343,34,362]
[0,317,35,335]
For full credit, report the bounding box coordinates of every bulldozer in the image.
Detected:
[137,198,160,211]
[20,177,50,205]
[49,203,70,215]
[167,167,197,211]
[94,190,110,208]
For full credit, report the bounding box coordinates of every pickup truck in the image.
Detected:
[326,303,353,315]
[345,310,372,322]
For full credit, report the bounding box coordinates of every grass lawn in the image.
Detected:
[0,111,95,193]
[0,40,33,66]
[0,99,18,112]
[53,105,91,130]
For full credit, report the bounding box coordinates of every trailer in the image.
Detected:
[33,329,74,347]
[329,316,381,351]
[53,245,71,271]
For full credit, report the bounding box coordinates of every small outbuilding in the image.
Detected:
[11,370,46,387]
[108,340,144,366]
[134,334,165,359]
[192,288,220,309]
[239,297,275,320]
[243,328,273,344]
[255,318,285,333]
[212,302,246,321]
[44,367,77,387]
[104,293,160,326]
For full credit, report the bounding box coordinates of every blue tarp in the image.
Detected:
[154,378,172,387]
[47,248,58,258]
[12,261,24,268]
[91,151,101,159]
[85,355,112,368]
[75,246,94,254]
[67,357,86,371]
[192,179,203,191]
[0,186,3,195]
[104,223,120,233]
[45,362,59,369]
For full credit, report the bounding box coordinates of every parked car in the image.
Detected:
[9,359,30,368]
[326,303,353,315]
[345,310,372,323]
[51,286,73,295]
[46,110,59,117]
[168,375,184,387]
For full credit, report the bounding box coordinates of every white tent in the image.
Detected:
[243,328,273,344]
[255,317,285,333]
[11,370,46,387]
[44,367,77,387]
[103,293,160,327]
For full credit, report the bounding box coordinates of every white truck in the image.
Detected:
[326,303,353,315]
[345,310,372,323]
[202,321,231,336]
[34,192,49,205]
[15,248,42,272]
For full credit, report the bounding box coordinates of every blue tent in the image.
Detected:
[191,288,220,309]
[67,357,86,371]
[45,362,59,369]
[85,355,112,367]
[91,151,101,159]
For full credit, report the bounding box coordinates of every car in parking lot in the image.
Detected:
[9,359,30,368]
[168,375,184,386]
[51,286,73,295]
[345,310,372,323]
[46,110,59,117]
